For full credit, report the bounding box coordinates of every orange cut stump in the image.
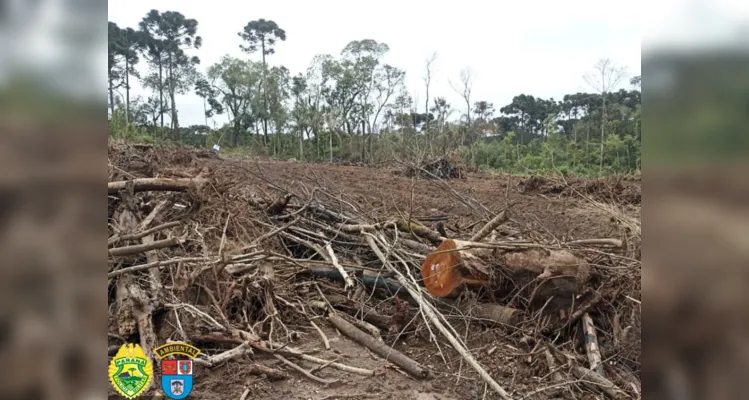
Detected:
[421,239,463,297]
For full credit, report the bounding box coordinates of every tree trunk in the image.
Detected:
[573,110,578,167]
[168,52,178,131]
[329,129,333,163]
[261,42,269,145]
[360,120,366,162]
[125,58,130,125]
[158,60,164,129]
[298,128,304,161]
[108,74,115,119]
[465,99,472,125]
[232,120,240,147]
[599,93,606,176]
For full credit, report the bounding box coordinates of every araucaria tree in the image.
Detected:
[108,23,144,123]
[238,19,287,144]
[139,9,202,131]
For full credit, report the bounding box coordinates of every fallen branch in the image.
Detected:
[305,268,405,297]
[328,313,427,379]
[280,349,374,377]
[395,219,443,243]
[108,177,208,194]
[566,238,623,247]
[108,257,209,279]
[569,291,603,326]
[274,354,337,385]
[195,330,374,377]
[309,320,330,350]
[543,347,563,383]
[467,304,524,327]
[241,217,300,250]
[248,363,287,381]
[572,366,628,399]
[202,342,253,367]
[582,313,604,374]
[326,243,355,289]
[544,290,603,334]
[108,237,181,257]
[108,221,181,246]
[470,209,509,242]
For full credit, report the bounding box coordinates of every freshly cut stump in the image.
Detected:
[421,239,489,297]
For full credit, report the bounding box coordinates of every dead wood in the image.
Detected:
[111,186,159,360]
[305,268,404,296]
[108,221,181,246]
[544,290,603,334]
[421,238,591,304]
[470,209,509,242]
[566,238,623,247]
[108,237,181,257]
[201,342,253,367]
[321,294,392,331]
[203,328,375,377]
[327,314,428,379]
[582,313,604,374]
[266,193,293,215]
[274,354,337,385]
[108,257,209,279]
[467,304,524,327]
[404,157,463,180]
[326,243,355,289]
[248,364,288,381]
[395,219,443,243]
[108,177,207,194]
[572,366,628,399]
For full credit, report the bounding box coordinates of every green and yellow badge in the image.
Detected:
[108,343,154,399]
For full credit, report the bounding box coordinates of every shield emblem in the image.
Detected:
[161,359,193,399]
[178,360,192,374]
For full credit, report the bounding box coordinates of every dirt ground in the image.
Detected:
[108,147,641,400]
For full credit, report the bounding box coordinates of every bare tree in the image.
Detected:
[449,68,474,147]
[450,68,474,125]
[583,58,627,176]
[423,52,437,133]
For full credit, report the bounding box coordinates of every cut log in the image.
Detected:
[108,178,207,194]
[421,239,591,303]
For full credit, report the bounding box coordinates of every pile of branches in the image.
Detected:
[517,174,641,206]
[403,156,464,179]
[108,143,640,399]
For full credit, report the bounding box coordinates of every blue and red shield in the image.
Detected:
[161,360,193,399]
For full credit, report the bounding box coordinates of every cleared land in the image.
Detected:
[108,143,641,400]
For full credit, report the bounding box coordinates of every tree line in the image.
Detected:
[108,9,641,176]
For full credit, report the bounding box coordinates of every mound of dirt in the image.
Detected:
[108,143,641,400]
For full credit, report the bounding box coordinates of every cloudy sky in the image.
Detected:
[107,0,647,127]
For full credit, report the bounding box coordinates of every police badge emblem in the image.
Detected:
[154,342,201,399]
